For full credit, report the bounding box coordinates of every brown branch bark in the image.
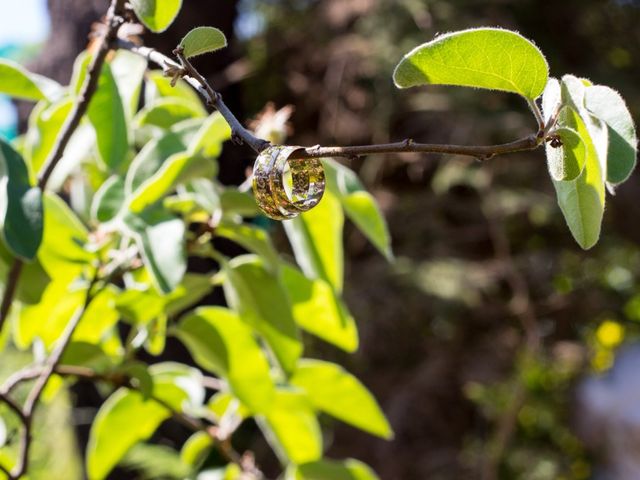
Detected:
[118,40,545,162]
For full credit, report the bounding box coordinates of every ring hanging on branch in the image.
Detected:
[253,146,325,220]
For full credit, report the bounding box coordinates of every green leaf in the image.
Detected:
[283,190,344,292]
[223,255,302,373]
[215,222,280,272]
[149,362,205,411]
[0,59,61,101]
[393,28,548,100]
[179,26,228,59]
[175,306,275,413]
[281,264,358,352]
[553,109,607,249]
[88,62,129,172]
[291,360,393,439]
[545,127,586,181]
[145,71,205,113]
[123,208,187,294]
[180,431,213,468]
[110,50,148,120]
[87,388,171,480]
[130,0,182,33]
[24,98,74,175]
[220,188,260,217]
[125,131,191,196]
[91,176,125,222]
[73,286,120,345]
[122,443,191,480]
[38,192,95,281]
[129,151,216,213]
[257,389,323,465]
[323,159,391,260]
[541,77,561,125]
[188,112,232,158]
[16,278,86,349]
[0,139,43,260]
[585,85,637,184]
[136,98,206,130]
[287,458,380,480]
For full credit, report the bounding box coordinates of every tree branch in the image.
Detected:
[7,270,99,480]
[0,0,125,337]
[117,39,545,162]
[117,39,270,154]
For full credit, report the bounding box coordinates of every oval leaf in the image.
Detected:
[585,85,638,185]
[87,388,171,480]
[291,359,393,440]
[283,190,344,292]
[0,139,43,260]
[257,389,322,465]
[179,26,227,59]
[130,0,182,33]
[393,28,549,100]
[222,255,302,373]
[175,306,275,413]
[546,127,586,181]
[288,459,380,480]
[553,112,607,250]
[281,264,358,353]
[0,59,61,101]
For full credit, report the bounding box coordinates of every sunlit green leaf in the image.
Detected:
[38,192,95,281]
[91,176,125,222]
[291,359,393,439]
[180,431,213,469]
[136,98,206,130]
[0,138,43,260]
[175,306,275,412]
[281,264,358,352]
[188,112,232,158]
[284,190,344,292]
[130,0,182,33]
[393,28,548,99]
[129,151,216,213]
[24,98,74,176]
[0,59,61,101]
[287,458,380,480]
[123,208,186,294]
[223,255,302,373]
[215,222,280,272]
[87,389,171,480]
[179,26,227,59]
[257,389,322,465]
[545,126,586,181]
[122,443,191,480]
[88,62,129,172]
[585,85,637,185]
[323,159,391,260]
[110,50,148,120]
[146,70,204,113]
[553,108,607,249]
[125,130,190,195]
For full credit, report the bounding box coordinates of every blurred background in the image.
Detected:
[3,0,640,478]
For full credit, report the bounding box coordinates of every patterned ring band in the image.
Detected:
[252,146,325,220]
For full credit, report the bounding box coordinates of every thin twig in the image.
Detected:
[0,0,125,336]
[9,270,99,479]
[0,364,258,478]
[117,39,269,154]
[118,39,545,162]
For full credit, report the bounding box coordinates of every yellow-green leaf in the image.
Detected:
[393,28,548,100]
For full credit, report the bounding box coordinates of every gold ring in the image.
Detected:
[252,146,325,220]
